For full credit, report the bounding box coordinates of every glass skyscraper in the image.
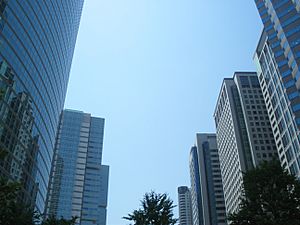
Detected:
[254,0,300,177]
[47,110,109,225]
[189,146,202,225]
[0,0,84,213]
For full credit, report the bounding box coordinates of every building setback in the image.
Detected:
[214,72,277,214]
[0,0,84,212]
[254,0,300,177]
[178,186,193,225]
[194,133,227,225]
[47,110,109,225]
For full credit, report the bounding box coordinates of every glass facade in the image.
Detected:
[0,0,84,212]
[255,0,300,177]
[189,146,203,225]
[81,117,109,225]
[47,110,109,225]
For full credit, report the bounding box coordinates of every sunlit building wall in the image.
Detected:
[214,72,277,215]
[178,186,193,225]
[254,0,300,177]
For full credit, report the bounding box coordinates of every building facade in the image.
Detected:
[47,110,109,225]
[214,72,277,214]
[195,133,227,225]
[0,0,84,212]
[178,186,193,225]
[189,146,202,225]
[254,0,300,177]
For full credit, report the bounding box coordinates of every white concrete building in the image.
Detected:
[178,186,193,225]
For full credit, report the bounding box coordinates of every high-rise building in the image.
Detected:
[214,72,277,214]
[189,146,202,225]
[178,186,193,225]
[47,110,109,225]
[254,0,300,177]
[194,133,227,225]
[0,0,84,212]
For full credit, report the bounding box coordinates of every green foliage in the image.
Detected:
[42,215,78,225]
[0,147,8,159]
[123,191,178,225]
[0,178,39,225]
[0,148,38,225]
[228,160,300,225]
[0,146,78,225]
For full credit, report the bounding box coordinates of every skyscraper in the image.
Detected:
[189,146,202,225]
[0,0,84,212]
[178,186,193,225]
[214,72,277,214]
[194,133,227,225]
[254,0,300,177]
[47,110,109,225]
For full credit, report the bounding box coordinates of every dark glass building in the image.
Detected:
[189,146,203,225]
[254,0,300,176]
[191,134,227,225]
[0,0,84,213]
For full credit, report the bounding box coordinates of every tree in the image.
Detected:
[0,147,7,159]
[0,177,39,225]
[0,152,77,225]
[0,177,78,225]
[123,191,178,225]
[228,160,300,225]
[0,148,39,225]
[42,215,78,225]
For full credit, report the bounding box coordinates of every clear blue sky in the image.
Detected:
[65,1,262,224]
